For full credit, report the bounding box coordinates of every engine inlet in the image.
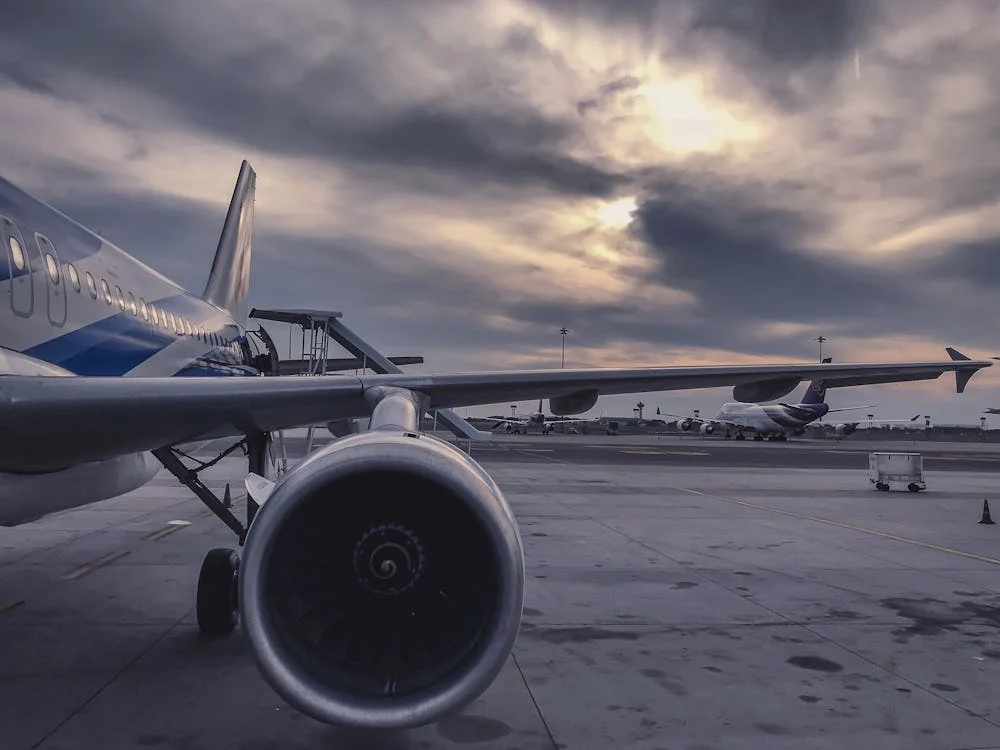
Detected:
[353,523,425,595]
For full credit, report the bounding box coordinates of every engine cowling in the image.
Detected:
[680,419,694,431]
[239,430,524,730]
[835,423,858,436]
[326,418,368,437]
[700,423,715,435]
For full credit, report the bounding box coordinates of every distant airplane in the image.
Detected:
[668,376,917,440]
[0,159,989,732]
[488,399,588,433]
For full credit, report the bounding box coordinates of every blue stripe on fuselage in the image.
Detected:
[24,292,254,377]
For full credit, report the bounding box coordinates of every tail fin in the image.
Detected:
[798,355,831,405]
[801,378,827,405]
[202,160,256,326]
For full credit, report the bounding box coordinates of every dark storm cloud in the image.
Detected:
[632,180,907,319]
[0,1,624,199]
[532,0,873,64]
[921,239,1000,290]
[536,0,875,112]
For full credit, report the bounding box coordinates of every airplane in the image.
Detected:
[668,371,923,441]
[0,159,990,732]
[488,398,589,434]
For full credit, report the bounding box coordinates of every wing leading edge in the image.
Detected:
[0,352,988,471]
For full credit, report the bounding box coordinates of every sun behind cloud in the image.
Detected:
[596,196,637,228]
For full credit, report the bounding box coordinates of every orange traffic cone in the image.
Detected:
[979,499,995,525]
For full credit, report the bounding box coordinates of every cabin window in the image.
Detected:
[150,305,159,326]
[86,272,98,299]
[114,286,125,311]
[8,236,25,271]
[127,292,138,316]
[101,278,112,305]
[67,264,81,292]
[139,298,149,321]
[44,253,60,284]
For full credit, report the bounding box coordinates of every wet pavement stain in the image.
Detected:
[519,623,642,643]
[436,715,512,743]
[672,581,699,590]
[522,607,543,616]
[882,596,1000,640]
[754,722,789,735]
[639,667,689,696]
[799,695,821,703]
[930,682,959,692]
[787,655,844,673]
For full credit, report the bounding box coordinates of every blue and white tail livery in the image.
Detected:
[0,161,258,381]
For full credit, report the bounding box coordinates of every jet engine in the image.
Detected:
[239,430,524,730]
[835,423,859,436]
[700,423,715,435]
[680,419,694,431]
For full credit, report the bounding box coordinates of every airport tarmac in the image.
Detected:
[3,440,1000,749]
[280,431,1000,473]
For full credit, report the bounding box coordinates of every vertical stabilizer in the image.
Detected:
[202,160,256,326]
[801,378,827,405]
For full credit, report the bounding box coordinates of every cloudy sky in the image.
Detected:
[1,0,999,424]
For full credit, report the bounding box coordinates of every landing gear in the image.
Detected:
[753,434,764,441]
[735,432,746,440]
[197,548,240,636]
[153,432,278,638]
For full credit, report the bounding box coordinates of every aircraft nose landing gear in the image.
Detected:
[197,548,240,636]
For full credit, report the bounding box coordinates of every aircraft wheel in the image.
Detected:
[197,548,240,637]
[735,433,746,440]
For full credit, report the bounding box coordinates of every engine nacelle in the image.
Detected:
[835,423,858,436]
[733,378,799,403]
[680,419,694,431]
[549,389,599,416]
[239,430,524,730]
[700,423,715,435]
[326,418,368,438]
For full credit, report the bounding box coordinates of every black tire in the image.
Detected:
[907,483,921,493]
[197,548,240,637]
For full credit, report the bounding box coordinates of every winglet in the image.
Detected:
[946,347,983,393]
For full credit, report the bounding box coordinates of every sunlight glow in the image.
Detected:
[596,196,637,228]
[641,79,761,154]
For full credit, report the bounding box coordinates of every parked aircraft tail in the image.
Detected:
[202,160,256,326]
[801,378,827,405]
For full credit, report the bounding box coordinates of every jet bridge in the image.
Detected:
[249,308,493,452]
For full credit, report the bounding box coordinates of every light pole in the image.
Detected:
[637,401,645,420]
[815,335,827,363]
[559,327,569,368]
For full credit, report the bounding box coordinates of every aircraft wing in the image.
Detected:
[825,404,877,414]
[857,414,924,425]
[0,352,988,470]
